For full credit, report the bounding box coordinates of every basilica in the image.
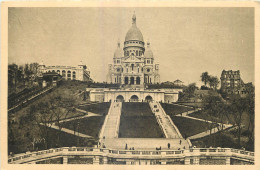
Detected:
[88,14,181,103]
[107,14,160,87]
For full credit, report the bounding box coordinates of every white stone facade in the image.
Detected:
[87,88,182,103]
[38,64,91,81]
[107,14,160,87]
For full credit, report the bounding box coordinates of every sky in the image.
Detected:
[8,7,255,85]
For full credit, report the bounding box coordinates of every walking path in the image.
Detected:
[104,138,189,150]
[40,123,93,138]
[175,109,233,140]
[188,124,233,140]
[149,101,183,139]
[57,112,101,123]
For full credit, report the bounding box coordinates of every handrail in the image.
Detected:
[8,147,254,164]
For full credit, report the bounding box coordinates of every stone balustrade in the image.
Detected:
[8,147,254,164]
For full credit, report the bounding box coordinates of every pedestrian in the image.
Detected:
[168,143,170,149]
[132,147,134,150]
[159,146,161,150]
[125,144,128,150]
[179,140,182,145]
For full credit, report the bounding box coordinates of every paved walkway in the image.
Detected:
[57,112,101,123]
[176,110,233,140]
[149,102,183,139]
[103,138,189,150]
[40,123,93,138]
[188,124,233,140]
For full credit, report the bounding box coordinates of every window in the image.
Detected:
[117,68,121,72]
[131,64,134,71]
[136,51,138,56]
[147,68,150,72]
[117,60,120,63]
[73,71,76,80]
[147,60,150,64]
[139,51,142,56]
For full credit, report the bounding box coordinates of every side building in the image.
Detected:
[38,62,92,82]
[220,70,254,97]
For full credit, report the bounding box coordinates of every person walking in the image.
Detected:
[125,144,128,150]
[179,140,182,145]
[168,143,170,149]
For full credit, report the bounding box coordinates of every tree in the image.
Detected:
[208,76,219,90]
[228,97,248,147]
[201,72,210,87]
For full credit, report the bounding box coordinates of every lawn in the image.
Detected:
[78,102,111,115]
[61,116,105,138]
[119,102,164,138]
[170,116,218,138]
[188,111,222,122]
[161,103,194,116]
[190,130,254,151]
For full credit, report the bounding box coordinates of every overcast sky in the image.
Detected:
[8,7,254,85]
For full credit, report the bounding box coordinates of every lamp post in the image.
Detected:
[77,121,80,146]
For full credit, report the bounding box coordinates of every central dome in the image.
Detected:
[125,14,144,42]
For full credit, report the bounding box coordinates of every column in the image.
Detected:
[184,157,190,165]
[161,160,167,165]
[63,156,68,164]
[194,157,199,165]
[93,156,100,165]
[103,157,108,164]
[226,157,230,165]
[134,77,136,85]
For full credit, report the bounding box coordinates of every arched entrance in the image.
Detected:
[145,95,153,102]
[130,95,139,102]
[130,77,135,85]
[116,95,124,102]
[136,77,140,85]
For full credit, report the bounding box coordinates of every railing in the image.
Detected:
[8,147,254,164]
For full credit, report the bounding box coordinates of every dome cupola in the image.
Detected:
[114,41,123,58]
[125,14,144,42]
[144,41,153,58]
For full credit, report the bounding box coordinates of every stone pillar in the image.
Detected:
[93,156,100,165]
[134,77,136,85]
[161,160,167,165]
[193,157,199,165]
[184,157,190,165]
[63,156,68,164]
[226,157,230,165]
[103,157,108,164]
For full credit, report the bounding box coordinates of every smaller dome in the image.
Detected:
[114,42,123,58]
[144,42,153,58]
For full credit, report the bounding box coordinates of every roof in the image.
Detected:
[125,14,144,42]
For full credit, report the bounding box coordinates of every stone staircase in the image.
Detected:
[149,101,183,139]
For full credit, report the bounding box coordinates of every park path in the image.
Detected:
[149,102,183,139]
[57,111,101,123]
[40,123,93,138]
[188,124,233,140]
[175,108,233,140]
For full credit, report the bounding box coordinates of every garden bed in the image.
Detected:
[119,102,164,138]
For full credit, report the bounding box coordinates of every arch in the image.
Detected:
[116,95,124,102]
[130,77,135,84]
[62,70,66,78]
[125,77,129,84]
[145,95,153,102]
[130,95,139,102]
[72,71,76,80]
[67,70,71,80]
[57,70,60,74]
[136,77,140,85]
